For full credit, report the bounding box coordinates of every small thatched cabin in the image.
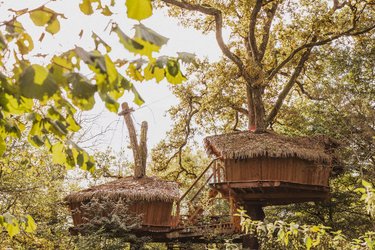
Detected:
[204,131,340,205]
[65,176,179,230]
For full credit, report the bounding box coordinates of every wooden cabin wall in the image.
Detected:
[69,200,174,228]
[130,201,173,227]
[69,202,87,226]
[224,157,331,186]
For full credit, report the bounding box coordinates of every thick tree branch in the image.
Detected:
[258,2,278,62]
[161,0,245,72]
[230,104,249,116]
[248,0,263,62]
[266,48,312,124]
[267,24,375,80]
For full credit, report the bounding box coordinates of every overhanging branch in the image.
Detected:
[266,47,312,124]
[267,24,375,81]
[160,0,245,72]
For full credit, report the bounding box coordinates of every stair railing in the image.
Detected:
[174,158,218,227]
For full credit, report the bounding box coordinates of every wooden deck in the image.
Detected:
[69,218,241,243]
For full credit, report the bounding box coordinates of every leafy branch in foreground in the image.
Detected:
[237,181,375,249]
[0,0,194,239]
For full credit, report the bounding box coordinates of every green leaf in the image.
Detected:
[29,7,54,26]
[52,56,73,70]
[25,215,37,233]
[165,60,186,84]
[132,85,144,106]
[112,25,144,55]
[29,135,45,147]
[92,32,111,53]
[127,63,144,81]
[3,214,20,238]
[32,64,49,85]
[126,0,152,21]
[52,142,66,164]
[16,33,34,55]
[0,136,6,156]
[66,114,81,132]
[0,32,7,50]
[79,0,94,15]
[362,180,373,188]
[19,65,58,100]
[144,62,165,83]
[99,92,119,112]
[305,236,312,250]
[66,73,97,110]
[104,55,118,84]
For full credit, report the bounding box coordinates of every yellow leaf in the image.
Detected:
[32,64,49,85]
[126,0,152,21]
[29,8,53,26]
[25,215,37,233]
[127,63,144,81]
[46,18,60,34]
[16,33,34,55]
[101,5,113,16]
[79,0,93,15]
[154,66,165,83]
[52,142,66,164]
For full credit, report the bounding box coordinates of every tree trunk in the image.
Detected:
[242,204,265,250]
[252,87,266,132]
[120,102,144,178]
[139,121,148,177]
[246,85,256,131]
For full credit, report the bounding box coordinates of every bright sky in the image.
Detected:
[0,1,226,154]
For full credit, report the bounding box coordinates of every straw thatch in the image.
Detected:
[65,176,179,204]
[204,131,339,163]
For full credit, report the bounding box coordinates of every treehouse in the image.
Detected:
[65,176,179,231]
[204,131,340,206]
[65,103,180,234]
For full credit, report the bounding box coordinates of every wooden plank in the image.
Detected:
[238,191,329,200]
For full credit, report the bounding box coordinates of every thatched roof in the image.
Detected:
[204,131,339,163]
[65,176,179,204]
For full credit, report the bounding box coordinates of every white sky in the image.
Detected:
[0,1,226,154]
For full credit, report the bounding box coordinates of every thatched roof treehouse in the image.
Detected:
[204,131,340,206]
[65,103,180,233]
[65,176,179,231]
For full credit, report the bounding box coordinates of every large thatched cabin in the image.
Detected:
[204,131,340,205]
[65,176,179,231]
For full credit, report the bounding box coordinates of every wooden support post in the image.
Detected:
[242,204,265,250]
